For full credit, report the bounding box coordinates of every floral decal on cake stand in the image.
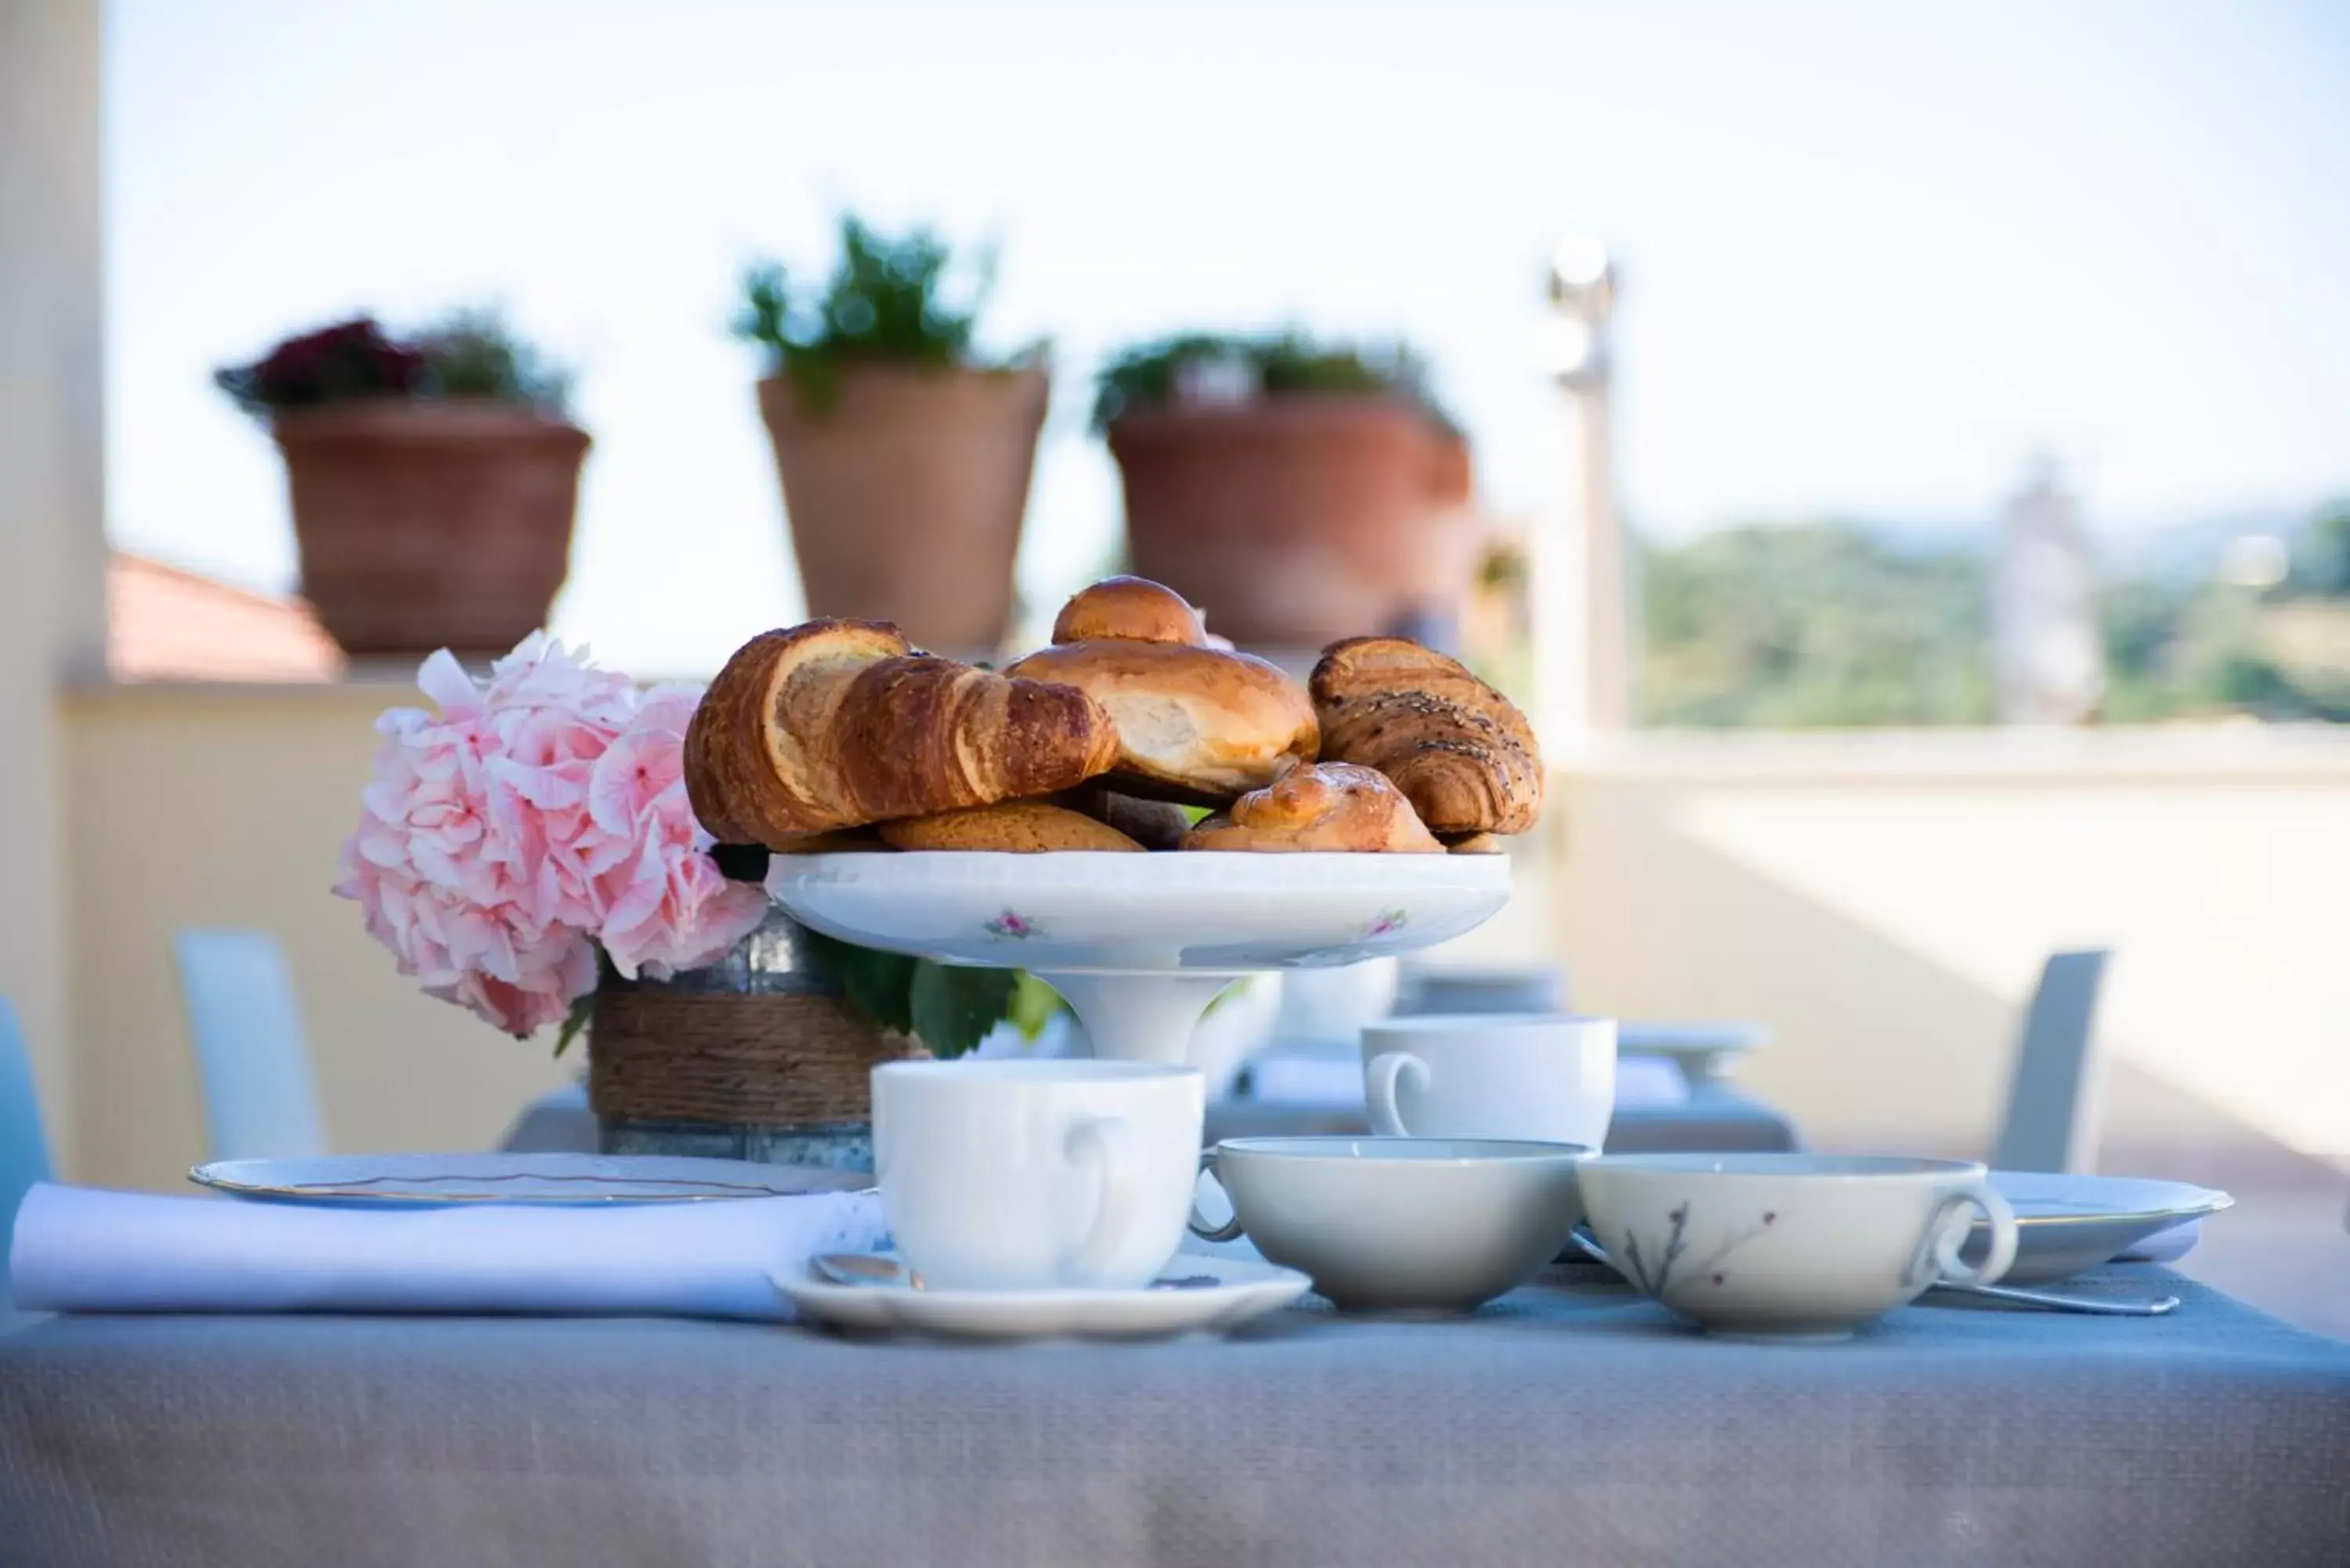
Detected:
[984,910,1039,941]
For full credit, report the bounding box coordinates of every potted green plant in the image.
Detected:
[1094,332,1477,649]
[734,218,1049,656]
[216,310,588,657]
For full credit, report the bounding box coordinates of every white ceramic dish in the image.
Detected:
[768,851,1509,1067]
[1361,1013,1618,1148]
[767,851,1509,972]
[1193,1136,1589,1314]
[1395,963,1567,1016]
[1578,1153,2018,1341]
[776,1251,1311,1339]
[1966,1172,2232,1284]
[188,1154,844,1207]
[873,1059,1204,1292]
[1614,1021,1773,1084]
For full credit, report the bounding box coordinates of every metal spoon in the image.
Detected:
[1929,1281,2180,1317]
[1564,1231,2178,1317]
[811,1254,1223,1292]
[815,1252,924,1290]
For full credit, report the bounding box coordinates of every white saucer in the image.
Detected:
[1968,1172,2232,1284]
[776,1252,1311,1339]
[189,1154,854,1207]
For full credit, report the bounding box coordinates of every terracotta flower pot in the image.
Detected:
[757,364,1049,657]
[1107,396,1480,649]
[273,401,589,657]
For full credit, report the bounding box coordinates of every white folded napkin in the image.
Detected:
[7,1182,886,1321]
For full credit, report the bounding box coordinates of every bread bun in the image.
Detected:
[1444,832,1507,855]
[1181,762,1444,853]
[1009,577,1318,804]
[1310,636,1542,836]
[877,800,1144,852]
[685,619,1119,846]
[1052,575,1207,646]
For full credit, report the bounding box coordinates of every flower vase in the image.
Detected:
[588,906,918,1171]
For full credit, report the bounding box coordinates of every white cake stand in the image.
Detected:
[765,852,1509,1068]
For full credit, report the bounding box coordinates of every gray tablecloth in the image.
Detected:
[2,1264,2345,1567]
[1205,1086,1801,1154]
[501,1084,1801,1158]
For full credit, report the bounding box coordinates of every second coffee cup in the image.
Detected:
[871,1059,1205,1292]
[1359,1013,1618,1149]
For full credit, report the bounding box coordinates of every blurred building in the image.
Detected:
[1994,461,2105,724]
[107,554,342,683]
[1533,237,1631,747]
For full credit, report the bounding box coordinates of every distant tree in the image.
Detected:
[2288,501,2350,598]
[1638,522,1992,727]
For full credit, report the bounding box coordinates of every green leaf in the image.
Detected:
[1200,977,1251,1018]
[797,927,920,1035]
[1006,971,1066,1041]
[909,961,1021,1059]
[552,992,595,1058]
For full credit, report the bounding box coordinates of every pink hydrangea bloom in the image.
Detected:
[334,637,765,1038]
[588,683,768,981]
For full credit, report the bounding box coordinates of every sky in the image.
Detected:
[106,0,2350,676]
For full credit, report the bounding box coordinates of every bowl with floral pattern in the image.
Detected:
[1577,1154,2019,1342]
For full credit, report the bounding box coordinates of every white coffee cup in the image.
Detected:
[870,1059,1205,1292]
[1360,1013,1618,1149]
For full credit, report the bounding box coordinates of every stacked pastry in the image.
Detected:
[685,576,1543,855]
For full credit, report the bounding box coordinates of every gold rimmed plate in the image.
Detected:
[189,1154,861,1208]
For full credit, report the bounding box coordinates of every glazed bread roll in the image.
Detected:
[685,619,1119,846]
[1007,577,1318,805]
[1309,637,1543,836]
[878,800,1145,853]
[1181,762,1444,854]
[1052,574,1207,645]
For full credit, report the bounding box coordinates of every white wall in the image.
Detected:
[1542,729,2350,1169]
[0,0,108,1174]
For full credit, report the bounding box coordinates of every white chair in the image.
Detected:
[1990,950,2111,1173]
[172,928,326,1160]
[0,996,56,1306]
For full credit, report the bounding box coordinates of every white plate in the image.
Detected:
[1966,1172,2232,1284]
[777,1252,1312,1339]
[189,1154,854,1207]
[766,851,1509,973]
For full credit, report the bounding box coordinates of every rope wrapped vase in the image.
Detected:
[590,907,920,1171]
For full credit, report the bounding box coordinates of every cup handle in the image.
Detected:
[1365,1050,1428,1136]
[1061,1115,1141,1284]
[1186,1148,1245,1243]
[1916,1179,2019,1288]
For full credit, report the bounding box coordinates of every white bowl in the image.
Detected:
[1195,1136,1589,1313]
[1578,1153,2018,1341]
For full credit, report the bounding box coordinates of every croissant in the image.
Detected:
[1309,637,1543,836]
[685,619,1119,846]
[1181,762,1444,853]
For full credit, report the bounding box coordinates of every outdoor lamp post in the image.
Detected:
[1535,236,1630,746]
